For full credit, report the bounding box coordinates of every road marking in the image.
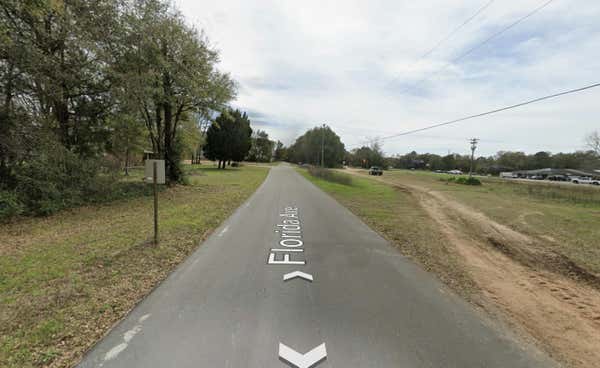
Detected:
[103,314,151,362]
[218,226,229,237]
[104,343,127,361]
[279,342,327,368]
[268,207,306,265]
[283,271,314,282]
[268,253,306,265]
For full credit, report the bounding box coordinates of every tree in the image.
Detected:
[531,151,552,169]
[203,109,252,168]
[109,114,147,175]
[348,143,385,168]
[178,117,204,164]
[227,109,252,163]
[586,131,600,157]
[273,141,288,161]
[1,0,121,157]
[115,0,235,182]
[287,125,345,167]
[247,130,274,162]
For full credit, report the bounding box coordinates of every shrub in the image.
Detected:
[13,143,103,215]
[5,136,159,218]
[441,176,482,186]
[0,190,25,220]
[459,176,482,185]
[307,166,353,185]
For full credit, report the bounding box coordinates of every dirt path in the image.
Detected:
[346,169,600,368]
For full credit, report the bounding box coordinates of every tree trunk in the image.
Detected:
[124,147,130,176]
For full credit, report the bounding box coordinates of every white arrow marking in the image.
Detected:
[283,271,314,282]
[279,342,327,368]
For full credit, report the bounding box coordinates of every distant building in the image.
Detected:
[512,168,597,179]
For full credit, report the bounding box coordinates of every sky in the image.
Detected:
[176,0,600,156]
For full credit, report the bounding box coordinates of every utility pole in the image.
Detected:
[469,138,479,177]
[321,123,326,167]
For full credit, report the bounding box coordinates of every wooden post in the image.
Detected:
[153,161,158,244]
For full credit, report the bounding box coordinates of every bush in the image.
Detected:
[4,136,158,218]
[441,176,482,186]
[13,143,103,215]
[307,166,353,185]
[0,190,25,220]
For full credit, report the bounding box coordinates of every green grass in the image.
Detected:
[0,164,269,368]
[374,169,600,276]
[297,168,476,295]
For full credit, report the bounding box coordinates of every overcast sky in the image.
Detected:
[176,0,600,156]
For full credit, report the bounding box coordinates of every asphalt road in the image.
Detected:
[78,164,556,368]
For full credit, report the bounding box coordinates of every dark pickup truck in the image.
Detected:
[369,166,383,176]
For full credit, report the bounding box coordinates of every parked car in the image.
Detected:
[500,172,517,179]
[548,175,567,181]
[369,166,383,176]
[447,170,463,175]
[570,177,600,185]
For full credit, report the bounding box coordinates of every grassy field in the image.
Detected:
[298,167,477,295]
[374,169,600,277]
[0,164,269,368]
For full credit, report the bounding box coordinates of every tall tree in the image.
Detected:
[586,131,600,157]
[287,125,345,167]
[115,0,235,182]
[348,142,385,168]
[1,0,121,156]
[247,130,274,162]
[227,109,252,163]
[109,113,147,175]
[203,109,252,168]
[273,140,287,161]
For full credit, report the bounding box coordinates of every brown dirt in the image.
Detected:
[347,169,600,368]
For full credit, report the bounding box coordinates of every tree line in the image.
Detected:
[1,0,238,217]
[385,150,600,174]
[281,126,600,174]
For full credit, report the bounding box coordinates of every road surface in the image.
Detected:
[78,165,555,368]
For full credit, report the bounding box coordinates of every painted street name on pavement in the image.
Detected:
[267,206,327,367]
[268,206,306,265]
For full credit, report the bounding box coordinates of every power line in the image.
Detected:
[394,0,556,95]
[385,0,495,89]
[350,82,600,148]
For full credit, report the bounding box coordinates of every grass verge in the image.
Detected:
[296,167,477,295]
[306,166,353,185]
[0,164,269,368]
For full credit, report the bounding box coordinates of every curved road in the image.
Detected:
[78,165,555,368]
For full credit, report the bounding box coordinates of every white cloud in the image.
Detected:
[177,0,600,156]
